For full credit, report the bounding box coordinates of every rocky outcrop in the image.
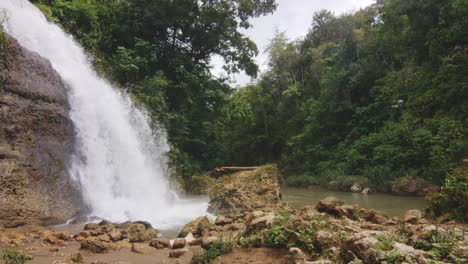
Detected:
[0,35,81,227]
[207,164,286,215]
[391,177,440,196]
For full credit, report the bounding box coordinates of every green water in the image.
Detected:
[281,187,427,217]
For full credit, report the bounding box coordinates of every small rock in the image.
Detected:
[169,248,188,258]
[403,209,422,224]
[80,238,109,253]
[149,238,171,249]
[361,188,371,195]
[172,238,186,249]
[350,183,362,193]
[189,238,202,246]
[132,243,157,254]
[287,247,308,264]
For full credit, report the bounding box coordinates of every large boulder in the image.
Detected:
[207,164,285,215]
[178,216,214,238]
[391,177,440,196]
[0,34,81,227]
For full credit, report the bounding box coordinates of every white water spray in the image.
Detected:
[0,0,208,230]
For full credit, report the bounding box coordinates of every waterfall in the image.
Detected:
[0,0,207,230]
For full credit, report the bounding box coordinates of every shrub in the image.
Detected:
[264,213,315,253]
[191,240,233,264]
[425,167,467,221]
[1,250,32,264]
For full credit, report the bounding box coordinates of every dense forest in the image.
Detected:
[29,0,466,190]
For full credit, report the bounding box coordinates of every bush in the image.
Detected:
[263,213,315,253]
[1,250,32,264]
[191,240,233,264]
[425,167,467,221]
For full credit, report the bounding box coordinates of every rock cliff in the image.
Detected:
[0,34,81,227]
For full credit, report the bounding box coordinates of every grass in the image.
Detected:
[191,240,233,264]
[1,249,32,264]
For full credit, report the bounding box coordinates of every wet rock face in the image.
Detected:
[0,35,81,227]
[207,164,286,215]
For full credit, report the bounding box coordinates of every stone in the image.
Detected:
[178,216,214,238]
[361,188,371,195]
[149,238,171,249]
[343,231,387,264]
[207,165,285,215]
[169,248,188,258]
[403,209,422,224]
[121,222,158,242]
[315,197,344,216]
[172,238,186,249]
[287,247,308,264]
[189,238,202,246]
[108,230,123,242]
[391,177,440,196]
[80,238,109,253]
[247,212,275,233]
[215,216,233,225]
[350,183,362,193]
[314,231,340,250]
[98,220,114,227]
[132,243,157,254]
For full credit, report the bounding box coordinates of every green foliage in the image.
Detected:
[1,250,32,264]
[263,213,315,253]
[213,0,467,188]
[425,168,468,221]
[191,240,233,264]
[239,234,262,248]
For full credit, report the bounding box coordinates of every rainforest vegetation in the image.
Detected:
[29,0,466,189]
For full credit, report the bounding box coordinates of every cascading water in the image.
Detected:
[0,0,208,230]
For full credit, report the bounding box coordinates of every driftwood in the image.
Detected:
[214,166,258,174]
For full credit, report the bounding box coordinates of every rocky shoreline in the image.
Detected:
[1,166,466,264]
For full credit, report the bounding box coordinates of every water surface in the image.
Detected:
[282,187,427,216]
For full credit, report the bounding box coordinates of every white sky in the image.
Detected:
[211,0,375,86]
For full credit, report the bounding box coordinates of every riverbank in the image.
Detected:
[1,197,466,264]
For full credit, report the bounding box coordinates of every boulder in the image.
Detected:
[314,231,340,250]
[132,243,157,254]
[287,247,308,264]
[149,238,171,249]
[350,183,362,193]
[315,197,344,216]
[343,231,387,264]
[80,238,109,253]
[120,222,158,242]
[391,177,440,196]
[201,236,219,249]
[207,165,285,215]
[403,209,422,224]
[172,238,186,249]
[169,248,188,258]
[178,216,213,238]
[361,188,371,195]
[247,212,275,233]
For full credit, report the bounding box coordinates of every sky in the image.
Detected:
[211,0,375,86]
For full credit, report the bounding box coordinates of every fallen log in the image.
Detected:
[214,166,258,174]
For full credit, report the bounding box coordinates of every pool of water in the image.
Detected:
[281,187,427,217]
